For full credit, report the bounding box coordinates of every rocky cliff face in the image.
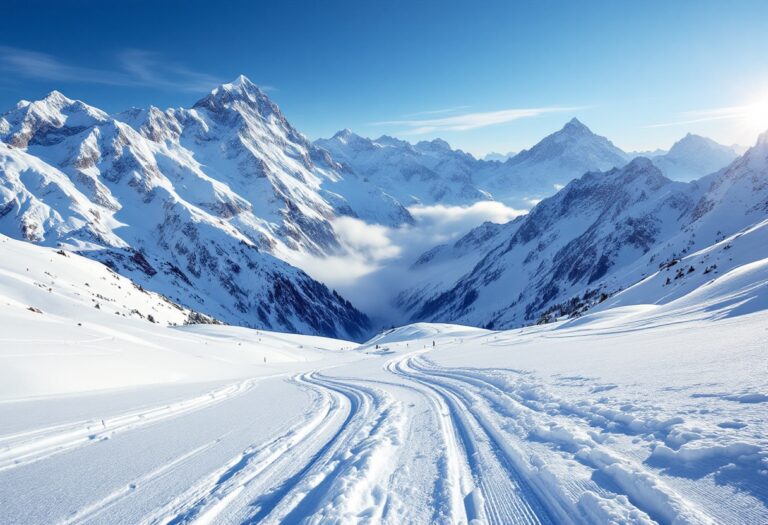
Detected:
[0,78,373,339]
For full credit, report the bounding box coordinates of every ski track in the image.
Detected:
[398,355,723,525]
[0,377,268,473]
[5,350,755,524]
[134,370,404,525]
[388,354,558,525]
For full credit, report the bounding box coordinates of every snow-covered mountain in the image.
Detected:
[652,133,740,181]
[482,151,515,162]
[0,78,375,339]
[399,130,768,328]
[316,119,631,209]
[316,130,491,206]
[480,118,630,199]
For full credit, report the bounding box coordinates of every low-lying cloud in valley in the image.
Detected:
[292,201,526,323]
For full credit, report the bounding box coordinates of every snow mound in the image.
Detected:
[362,322,489,348]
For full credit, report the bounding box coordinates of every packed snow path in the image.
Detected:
[1,314,767,524]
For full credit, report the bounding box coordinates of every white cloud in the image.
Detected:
[407,201,525,238]
[644,105,753,128]
[373,106,580,135]
[402,105,472,118]
[289,216,401,287]
[332,216,401,261]
[0,47,222,92]
[290,201,528,322]
[117,50,223,92]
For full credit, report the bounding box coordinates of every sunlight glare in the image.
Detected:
[745,96,768,133]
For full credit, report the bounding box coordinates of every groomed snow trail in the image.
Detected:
[1,319,766,524]
[0,378,264,473]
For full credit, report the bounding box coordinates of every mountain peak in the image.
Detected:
[667,133,735,157]
[42,90,72,106]
[209,74,263,98]
[330,129,368,146]
[756,129,768,148]
[509,117,627,172]
[429,137,452,149]
[415,137,452,152]
[624,155,655,171]
[0,89,108,147]
[333,128,355,139]
[676,133,710,145]
[192,75,278,117]
[561,117,591,134]
[232,74,254,86]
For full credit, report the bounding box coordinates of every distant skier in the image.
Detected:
[432,340,435,347]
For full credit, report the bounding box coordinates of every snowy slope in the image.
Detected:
[401,130,768,329]
[586,216,768,322]
[652,133,739,182]
[0,233,359,398]
[0,80,377,339]
[1,255,765,523]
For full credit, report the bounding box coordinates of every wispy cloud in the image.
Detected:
[373,106,580,135]
[0,46,222,92]
[645,105,752,128]
[116,50,222,92]
[402,105,472,118]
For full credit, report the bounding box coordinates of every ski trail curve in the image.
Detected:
[138,370,404,525]
[405,357,717,525]
[388,352,558,525]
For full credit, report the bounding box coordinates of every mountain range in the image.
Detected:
[316,118,741,210]
[0,75,755,338]
[397,131,768,328]
[0,77,376,339]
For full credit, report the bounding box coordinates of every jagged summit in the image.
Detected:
[0,79,385,339]
[331,128,361,143]
[652,132,740,182]
[0,90,108,147]
[511,118,626,161]
[670,133,721,151]
[486,117,630,195]
[561,117,590,133]
[192,74,275,115]
[212,74,261,93]
[41,90,71,104]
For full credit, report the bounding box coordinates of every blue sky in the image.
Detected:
[2,0,767,155]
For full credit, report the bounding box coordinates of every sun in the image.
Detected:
[745,96,768,133]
